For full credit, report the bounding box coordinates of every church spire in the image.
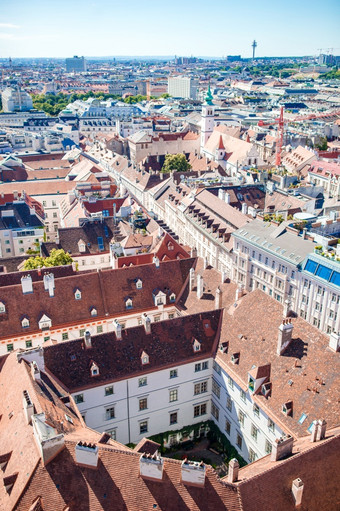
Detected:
[205,85,213,105]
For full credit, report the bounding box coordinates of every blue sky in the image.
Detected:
[0,0,339,58]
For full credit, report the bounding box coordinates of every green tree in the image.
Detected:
[23,249,73,270]
[161,154,191,174]
[315,137,328,151]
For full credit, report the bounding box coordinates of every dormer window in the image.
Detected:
[78,239,86,253]
[38,314,52,331]
[74,289,82,300]
[169,293,176,303]
[90,307,97,317]
[167,242,174,251]
[141,351,149,365]
[248,378,255,393]
[153,289,166,306]
[193,338,201,352]
[21,317,30,329]
[90,362,99,377]
[282,401,293,416]
[125,298,133,310]
[231,353,240,364]
[136,279,142,289]
[0,302,6,314]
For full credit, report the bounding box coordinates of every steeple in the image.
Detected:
[200,85,215,153]
[205,85,213,105]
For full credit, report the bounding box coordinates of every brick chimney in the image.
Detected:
[271,435,293,461]
[283,298,291,317]
[227,458,239,483]
[215,286,222,309]
[292,478,304,508]
[196,274,203,299]
[23,390,34,424]
[277,318,293,355]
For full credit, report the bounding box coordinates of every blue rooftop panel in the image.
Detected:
[315,265,332,281]
[305,259,318,274]
[330,271,340,287]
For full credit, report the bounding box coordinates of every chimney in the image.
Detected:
[190,247,197,258]
[271,435,293,461]
[316,419,327,441]
[292,478,304,508]
[31,361,41,382]
[72,261,77,272]
[329,332,340,352]
[242,202,248,215]
[23,390,34,424]
[21,275,33,295]
[227,458,239,483]
[75,442,99,469]
[189,267,195,292]
[218,189,226,201]
[84,330,92,349]
[283,299,291,317]
[196,274,203,299]
[215,286,222,309]
[13,190,18,200]
[181,459,206,487]
[142,313,151,334]
[140,453,164,481]
[302,228,307,240]
[221,270,226,283]
[32,413,65,465]
[225,192,231,204]
[43,273,55,297]
[113,319,122,340]
[277,318,293,355]
[153,255,160,268]
[310,420,319,442]
[235,286,243,301]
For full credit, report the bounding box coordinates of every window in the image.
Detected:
[79,329,85,337]
[225,419,231,435]
[105,386,114,396]
[240,390,246,402]
[53,212,57,218]
[136,279,142,289]
[141,352,149,365]
[140,421,148,434]
[0,302,5,314]
[194,381,207,395]
[212,380,220,399]
[251,424,258,442]
[253,403,260,417]
[154,315,160,322]
[268,418,275,433]
[62,332,68,341]
[249,448,257,463]
[139,377,147,387]
[195,363,201,372]
[265,439,272,454]
[7,343,13,352]
[106,407,115,420]
[74,289,81,300]
[236,433,243,449]
[91,362,99,376]
[125,298,133,309]
[212,402,219,420]
[194,403,207,417]
[170,412,178,425]
[74,394,84,404]
[97,325,103,333]
[213,360,221,374]
[202,361,208,370]
[226,395,232,412]
[139,398,148,411]
[91,308,97,317]
[107,429,116,440]
[168,313,174,320]
[227,375,234,389]
[170,369,178,379]
[238,410,245,427]
[25,340,32,348]
[169,389,178,402]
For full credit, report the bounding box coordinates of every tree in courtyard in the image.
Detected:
[23,249,73,270]
[161,153,191,174]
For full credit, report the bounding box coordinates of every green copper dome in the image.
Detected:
[205,85,213,105]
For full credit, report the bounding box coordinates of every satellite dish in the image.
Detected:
[180,174,185,181]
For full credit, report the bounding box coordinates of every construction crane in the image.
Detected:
[258,107,340,166]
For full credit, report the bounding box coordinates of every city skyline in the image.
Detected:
[0,0,339,59]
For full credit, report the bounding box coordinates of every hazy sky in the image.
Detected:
[0,0,339,59]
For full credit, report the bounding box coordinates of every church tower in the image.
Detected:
[200,85,215,153]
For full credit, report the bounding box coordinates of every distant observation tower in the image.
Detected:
[252,40,257,60]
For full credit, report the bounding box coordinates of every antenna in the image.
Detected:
[252,40,257,60]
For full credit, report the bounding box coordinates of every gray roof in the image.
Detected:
[233,219,315,266]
